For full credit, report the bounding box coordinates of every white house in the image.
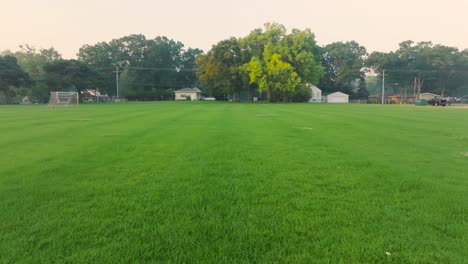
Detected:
[174,88,202,101]
[306,83,322,102]
[326,92,349,103]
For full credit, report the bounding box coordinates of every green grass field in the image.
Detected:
[1,102,467,263]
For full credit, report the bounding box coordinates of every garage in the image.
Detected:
[326,92,349,103]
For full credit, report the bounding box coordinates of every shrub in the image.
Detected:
[291,84,312,102]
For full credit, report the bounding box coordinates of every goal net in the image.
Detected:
[48,91,79,106]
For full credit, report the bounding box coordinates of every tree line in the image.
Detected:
[1,23,468,103]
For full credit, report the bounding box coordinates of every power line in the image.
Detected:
[127,66,196,72]
[81,66,197,73]
[374,68,468,74]
[118,81,198,87]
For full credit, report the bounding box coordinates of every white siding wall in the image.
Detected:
[419,93,439,100]
[175,92,199,100]
[327,93,349,103]
[313,90,322,100]
[309,86,322,102]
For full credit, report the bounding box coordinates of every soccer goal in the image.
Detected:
[48,91,79,106]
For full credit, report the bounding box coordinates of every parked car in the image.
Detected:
[203,97,216,101]
[427,98,449,106]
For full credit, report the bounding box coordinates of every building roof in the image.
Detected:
[420,92,440,96]
[174,87,202,93]
[305,83,321,92]
[81,89,104,96]
[369,93,415,98]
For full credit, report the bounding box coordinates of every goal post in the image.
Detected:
[48,91,79,106]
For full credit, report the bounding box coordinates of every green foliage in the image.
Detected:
[13,45,61,80]
[0,55,32,103]
[197,23,324,102]
[247,56,263,86]
[123,88,174,101]
[43,60,100,99]
[365,75,380,94]
[11,45,62,102]
[196,37,245,100]
[78,35,202,99]
[3,31,468,103]
[248,53,301,102]
[320,41,368,98]
[290,83,312,102]
[281,28,324,84]
[367,41,468,96]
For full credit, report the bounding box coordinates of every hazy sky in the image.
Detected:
[1,0,467,58]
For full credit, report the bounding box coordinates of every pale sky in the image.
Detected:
[1,0,467,58]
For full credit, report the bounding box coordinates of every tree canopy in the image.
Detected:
[2,23,468,104]
[43,59,99,100]
[367,41,468,96]
[0,55,32,103]
[78,34,202,100]
[196,23,324,102]
[320,41,368,98]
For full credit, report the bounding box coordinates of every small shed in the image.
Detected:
[419,93,440,100]
[326,92,349,103]
[174,88,202,101]
[306,83,322,102]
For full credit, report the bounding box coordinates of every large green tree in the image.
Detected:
[247,52,301,102]
[43,60,99,100]
[0,55,31,103]
[243,23,323,102]
[197,23,324,102]
[280,28,324,84]
[320,41,368,98]
[367,41,468,97]
[78,35,201,100]
[196,37,245,100]
[12,45,62,102]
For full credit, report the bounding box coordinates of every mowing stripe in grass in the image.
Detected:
[0,102,467,262]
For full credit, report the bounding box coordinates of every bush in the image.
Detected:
[123,89,175,101]
[0,91,6,104]
[291,84,312,102]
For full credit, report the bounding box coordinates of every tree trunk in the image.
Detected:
[267,88,273,102]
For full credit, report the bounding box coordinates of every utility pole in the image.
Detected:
[404,87,407,104]
[381,69,385,104]
[114,67,120,99]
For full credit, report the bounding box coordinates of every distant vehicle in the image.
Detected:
[428,98,449,106]
[447,97,462,104]
[203,97,216,101]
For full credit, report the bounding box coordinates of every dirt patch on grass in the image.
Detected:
[296,127,314,130]
[449,105,468,109]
